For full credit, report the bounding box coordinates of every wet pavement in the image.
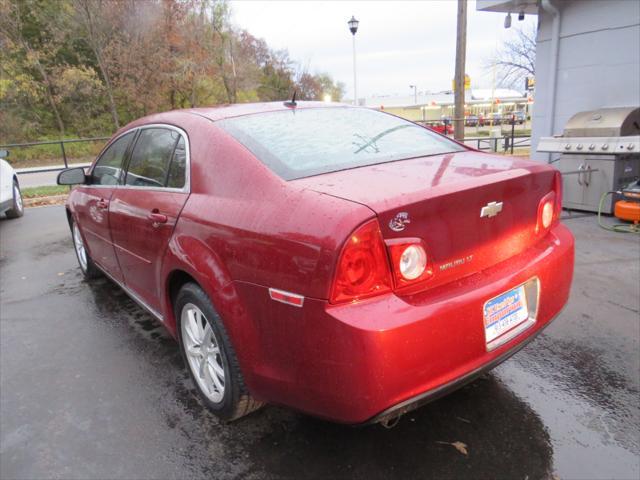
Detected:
[1,206,638,479]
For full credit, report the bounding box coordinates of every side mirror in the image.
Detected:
[57,167,87,185]
[0,149,9,159]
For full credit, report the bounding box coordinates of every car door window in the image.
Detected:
[166,136,186,189]
[125,128,180,188]
[92,132,135,185]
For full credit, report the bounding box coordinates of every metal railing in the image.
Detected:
[0,137,110,174]
[1,126,532,179]
[416,116,531,154]
[465,135,532,153]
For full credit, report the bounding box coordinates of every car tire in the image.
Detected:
[5,178,24,219]
[175,282,263,421]
[71,219,101,279]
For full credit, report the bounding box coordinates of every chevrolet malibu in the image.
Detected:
[57,102,574,425]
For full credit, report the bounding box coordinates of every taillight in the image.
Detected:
[536,191,556,233]
[330,219,393,304]
[386,238,434,291]
[536,171,563,234]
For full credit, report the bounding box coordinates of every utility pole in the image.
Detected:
[352,34,357,105]
[454,0,467,141]
[409,85,417,104]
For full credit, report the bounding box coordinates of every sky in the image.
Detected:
[230,0,537,100]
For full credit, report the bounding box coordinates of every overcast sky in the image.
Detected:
[230,0,537,99]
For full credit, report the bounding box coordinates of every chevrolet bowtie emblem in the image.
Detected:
[480,201,503,218]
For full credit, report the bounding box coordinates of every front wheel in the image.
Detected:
[5,179,23,218]
[175,283,263,421]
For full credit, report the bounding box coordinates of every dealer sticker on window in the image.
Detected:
[483,285,529,345]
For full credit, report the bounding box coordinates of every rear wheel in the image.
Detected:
[175,282,263,421]
[5,179,23,218]
[71,220,101,279]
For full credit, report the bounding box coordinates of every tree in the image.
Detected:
[315,73,345,102]
[295,69,345,102]
[0,0,69,136]
[490,24,536,89]
[296,71,322,100]
[257,49,294,101]
[210,0,237,104]
[0,0,346,142]
[71,0,121,129]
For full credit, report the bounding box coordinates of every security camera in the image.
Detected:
[504,12,512,28]
[518,11,525,21]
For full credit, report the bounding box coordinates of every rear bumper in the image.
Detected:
[236,223,574,424]
[365,304,563,425]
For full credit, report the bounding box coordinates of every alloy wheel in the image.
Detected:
[73,223,88,271]
[181,303,226,403]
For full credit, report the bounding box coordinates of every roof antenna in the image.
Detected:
[284,90,297,108]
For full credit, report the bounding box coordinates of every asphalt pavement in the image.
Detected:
[0,206,638,480]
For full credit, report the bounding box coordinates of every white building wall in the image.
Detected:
[531,0,640,161]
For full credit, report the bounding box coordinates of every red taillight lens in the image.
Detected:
[536,191,556,233]
[536,172,563,234]
[386,238,434,291]
[330,219,393,304]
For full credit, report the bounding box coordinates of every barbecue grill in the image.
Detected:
[538,107,640,213]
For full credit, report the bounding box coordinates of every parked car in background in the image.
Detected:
[0,150,24,219]
[425,116,454,135]
[427,122,454,135]
[512,111,527,125]
[57,102,574,425]
[488,112,503,125]
[465,115,479,127]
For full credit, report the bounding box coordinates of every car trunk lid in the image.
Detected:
[292,151,558,289]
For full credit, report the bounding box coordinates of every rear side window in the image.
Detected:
[125,128,183,188]
[219,107,465,180]
[167,137,186,189]
[92,131,134,185]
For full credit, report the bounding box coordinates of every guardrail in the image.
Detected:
[0,137,110,174]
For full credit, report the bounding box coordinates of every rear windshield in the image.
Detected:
[219,107,465,180]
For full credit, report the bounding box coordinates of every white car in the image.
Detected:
[0,150,24,219]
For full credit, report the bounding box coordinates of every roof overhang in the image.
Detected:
[476,0,538,14]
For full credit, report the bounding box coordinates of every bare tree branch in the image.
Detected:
[487,23,537,90]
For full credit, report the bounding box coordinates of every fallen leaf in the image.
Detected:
[451,441,468,455]
[436,440,468,456]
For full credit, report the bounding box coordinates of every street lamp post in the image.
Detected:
[409,85,417,104]
[348,16,359,106]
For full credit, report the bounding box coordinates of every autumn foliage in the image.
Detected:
[0,0,345,142]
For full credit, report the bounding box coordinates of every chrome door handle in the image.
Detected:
[148,212,168,224]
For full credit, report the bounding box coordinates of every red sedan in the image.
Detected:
[57,102,574,425]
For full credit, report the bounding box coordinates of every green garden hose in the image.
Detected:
[597,191,640,234]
